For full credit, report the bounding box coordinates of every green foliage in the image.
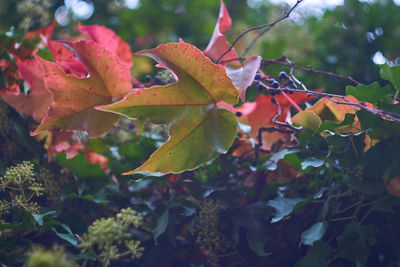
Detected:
[1,0,400,266]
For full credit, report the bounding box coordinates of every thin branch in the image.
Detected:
[262,56,363,85]
[215,0,304,64]
[254,126,294,162]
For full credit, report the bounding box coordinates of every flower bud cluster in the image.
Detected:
[78,208,144,266]
[196,199,228,254]
[26,245,77,267]
[0,161,44,217]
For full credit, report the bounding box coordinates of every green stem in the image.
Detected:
[393,89,399,104]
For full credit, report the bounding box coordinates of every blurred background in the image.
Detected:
[1,0,400,93]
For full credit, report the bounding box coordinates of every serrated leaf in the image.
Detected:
[99,42,240,174]
[33,40,132,137]
[380,63,400,91]
[345,82,391,106]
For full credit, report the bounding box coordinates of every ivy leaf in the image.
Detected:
[295,241,333,267]
[1,58,52,121]
[33,40,132,138]
[267,194,304,223]
[225,56,261,100]
[345,82,391,106]
[154,206,169,243]
[300,222,327,246]
[98,42,240,174]
[380,63,400,92]
[337,222,377,267]
[78,22,133,66]
[204,0,240,66]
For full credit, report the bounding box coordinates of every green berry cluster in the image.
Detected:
[0,161,44,217]
[26,245,77,267]
[78,208,145,267]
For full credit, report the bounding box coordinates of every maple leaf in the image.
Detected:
[32,40,132,138]
[204,0,240,66]
[98,42,240,174]
[237,92,314,151]
[1,58,52,121]
[78,22,133,66]
[48,40,88,78]
[225,56,261,100]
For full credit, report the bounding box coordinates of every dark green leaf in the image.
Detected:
[295,241,333,267]
[154,206,169,242]
[300,222,327,246]
[345,82,391,106]
[52,224,78,246]
[380,63,400,91]
[31,210,57,226]
[267,194,304,223]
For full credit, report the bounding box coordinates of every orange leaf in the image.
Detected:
[237,92,314,151]
[33,40,132,138]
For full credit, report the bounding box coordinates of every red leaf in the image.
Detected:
[78,22,133,66]
[48,40,88,78]
[204,0,240,66]
[33,40,132,138]
[1,58,52,121]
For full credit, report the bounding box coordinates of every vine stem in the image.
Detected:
[215,0,304,64]
[256,80,400,123]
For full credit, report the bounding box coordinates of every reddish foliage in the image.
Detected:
[204,0,240,66]
[236,92,315,151]
[78,22,133,66]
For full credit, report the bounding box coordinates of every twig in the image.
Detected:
[254,126,294,162]
[215,0,304,64]
[261,56,363,85]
